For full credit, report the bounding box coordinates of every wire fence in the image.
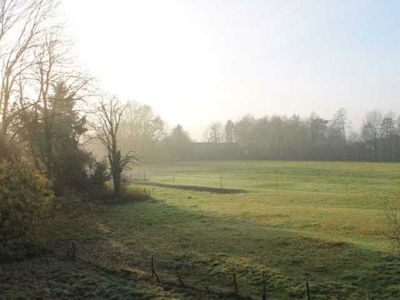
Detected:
[125,171,399,197]
[59,239,319,300]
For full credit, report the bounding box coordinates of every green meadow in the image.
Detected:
[5,160,400,299]
[105,161,400,298]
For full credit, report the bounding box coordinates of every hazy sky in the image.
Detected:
[62,0,400,140]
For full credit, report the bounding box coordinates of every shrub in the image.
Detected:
[0,160,53,247]
[86,159,111,199]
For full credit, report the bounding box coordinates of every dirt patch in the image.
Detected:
[136,181,246,194]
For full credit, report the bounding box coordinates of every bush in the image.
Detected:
[87,160,110,193]
[0,160,53,247]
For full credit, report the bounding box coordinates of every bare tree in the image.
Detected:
[95,97,136,196]
[20,29,89,181]
[224,120,235,143]
[119,101,165,158]
[0,0,59,157]
[380,112,397,161]
[361,111,382,161]
[205,122,224,143]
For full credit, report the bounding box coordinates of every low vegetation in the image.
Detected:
[3,161,400,299]
[0,160,52,249]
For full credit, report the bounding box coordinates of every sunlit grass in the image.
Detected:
[92,160,400,298]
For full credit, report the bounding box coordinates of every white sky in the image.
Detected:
[61,0,400,140]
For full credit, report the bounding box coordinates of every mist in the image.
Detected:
[62,0,400,139]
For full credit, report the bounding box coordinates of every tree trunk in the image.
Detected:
[113,171,121,195]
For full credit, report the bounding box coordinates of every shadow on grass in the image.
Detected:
[0,256,144,299]
[39,199,400,299]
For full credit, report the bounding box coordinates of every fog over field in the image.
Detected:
[1,1,400,299]
[62,0,400,139]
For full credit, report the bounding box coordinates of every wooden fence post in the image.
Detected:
[205,286,210,294]
[176,270,184,287]
[71,241,76,260]
[262,272,267,300]
[233,273,238,294]
[65,240,69,258]
[151,255,160,282]
[306,281,311,300]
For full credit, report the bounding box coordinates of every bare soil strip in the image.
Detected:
[136,181,246,194]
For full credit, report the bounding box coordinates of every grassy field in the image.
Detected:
[3,160,400,299]
[132,160,400,250]
[129,161,400,298]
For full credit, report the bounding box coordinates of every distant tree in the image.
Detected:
[224,120,235,143]
[266,116,286,159]
[234,115,256,157]
[379,112,397,161]
[327,108,347,160]
[307,113,329,160]
[283,115,308,160]
[119,101,165,160]
[205,122,224,143]
[162,124,191,160]
[253,116,269,159]
[361,111,382,161]
[95,97,136,196]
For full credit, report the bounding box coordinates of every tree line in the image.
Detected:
[201,109,400,162]
[113,107,400,163]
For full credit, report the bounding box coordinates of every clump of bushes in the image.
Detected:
[86,159,111,198]
[86,159,150,203]
[0,160,53,248]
